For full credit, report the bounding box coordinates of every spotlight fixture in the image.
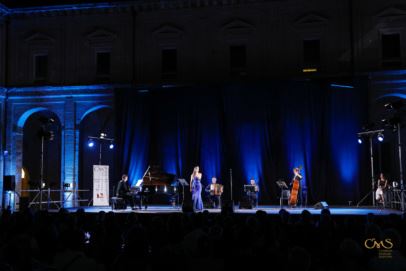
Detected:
[384,103,394,110]
[385,101,404,111]
[357,137,363,144]
[88,139,95,148]
[87,133,115,164]
[377,133,384,142]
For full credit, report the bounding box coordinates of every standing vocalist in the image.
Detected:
[190,166,203,212]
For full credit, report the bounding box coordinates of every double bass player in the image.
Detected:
[289,167,303,207]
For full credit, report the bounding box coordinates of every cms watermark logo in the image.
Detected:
[364,238,393,259]
[364,238,393,250]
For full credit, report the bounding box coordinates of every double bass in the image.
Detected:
[289,166,302,206]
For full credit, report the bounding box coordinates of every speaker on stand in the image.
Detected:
[314,201,329,209]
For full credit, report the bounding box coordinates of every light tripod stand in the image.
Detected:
[36,118,57,210]
[357,129,384,207]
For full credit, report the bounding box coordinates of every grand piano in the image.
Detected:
[139,165,179,207]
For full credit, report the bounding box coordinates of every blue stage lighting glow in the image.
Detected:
[8,84,124,93]
[238,123,263,185]
[377,133,384,142]
[10,3,128,14]
[358,138,363,144]
[378,93,406,100]
[284,117,310,188]
[199,108,222,185]
[157,131,178,176]
[330,84,354,89]
[109,143,114,149]
[329,90,360,185]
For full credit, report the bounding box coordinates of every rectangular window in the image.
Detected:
[382,33,401,67]
[230,45,247,76]
[96,51,111,76]
[162,48,177,80]
[303,39,320,67]
[34,54,48,81]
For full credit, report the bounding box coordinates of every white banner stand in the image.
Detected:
[93,165,109,206]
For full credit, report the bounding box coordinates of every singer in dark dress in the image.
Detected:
[376,173,388,205]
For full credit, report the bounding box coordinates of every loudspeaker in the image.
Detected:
[314,201,329,209]
[3,175,15,191]
[182,202,193,213]
[221,200,235,214]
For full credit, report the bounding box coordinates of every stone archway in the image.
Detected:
[11,107,63,210]
[22,110,62,209]
[2,85,114,210]
[78,106,114,205]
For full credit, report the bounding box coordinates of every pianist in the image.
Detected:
[116,174,136,210]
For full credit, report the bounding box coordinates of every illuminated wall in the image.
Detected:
[0,85,114,210]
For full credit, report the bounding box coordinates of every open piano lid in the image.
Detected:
[142,165,177,186]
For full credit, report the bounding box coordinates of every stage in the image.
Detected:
[62,205,403,216]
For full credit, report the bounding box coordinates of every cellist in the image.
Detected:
[289,167,303,207]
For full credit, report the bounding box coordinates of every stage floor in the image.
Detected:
[63,205,403,216]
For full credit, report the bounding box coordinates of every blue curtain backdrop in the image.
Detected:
[115,81,368,204]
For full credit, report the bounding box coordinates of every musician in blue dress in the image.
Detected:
[190,166,203,212]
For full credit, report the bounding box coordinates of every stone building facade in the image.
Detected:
[0,0,405,208]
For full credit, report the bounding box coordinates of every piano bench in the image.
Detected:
[111,197,125,210]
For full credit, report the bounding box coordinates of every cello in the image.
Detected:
[289,166,302,206]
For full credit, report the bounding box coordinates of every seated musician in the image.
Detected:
[116,174,139,210]
[376,173,388,205]
[205,177,223,208]
[247,179,259,208]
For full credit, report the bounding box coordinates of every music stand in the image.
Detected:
[244,185,256,193]
[178,179,189,206]
[276,180,288,189]
[276,180,289,208]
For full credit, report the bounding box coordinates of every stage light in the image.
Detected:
[88,139,95,148]
[385,101,404,111]
[109,142,114,149]
[377,133,384,142]
[358,137,363,144]
[384,103,393,110]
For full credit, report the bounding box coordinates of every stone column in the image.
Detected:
[62,97,77,208]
